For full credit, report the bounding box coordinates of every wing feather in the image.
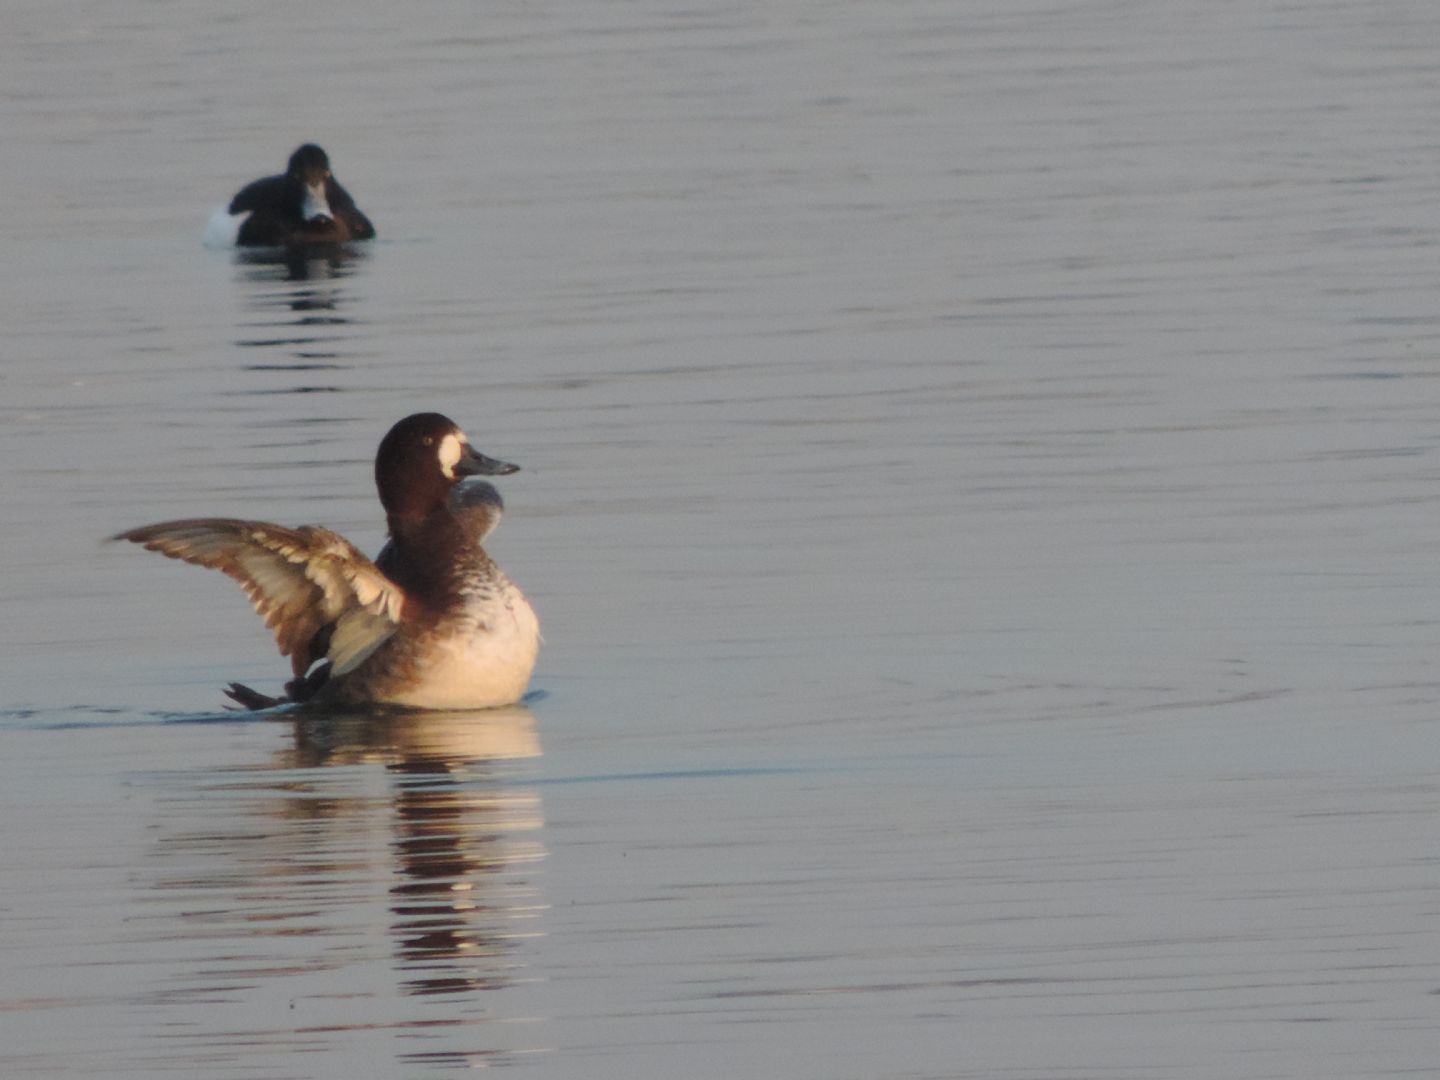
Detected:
[112,518,404,677]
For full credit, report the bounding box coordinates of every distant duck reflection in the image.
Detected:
[233,240,369,284]
[229,244,367,384]
[210,157,371,380]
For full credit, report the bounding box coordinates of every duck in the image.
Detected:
[226,143,376,247]
[112,413,539,711]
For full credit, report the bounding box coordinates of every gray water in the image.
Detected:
[3,1,1440,1076]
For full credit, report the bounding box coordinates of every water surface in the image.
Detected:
[3,1,1440,1076]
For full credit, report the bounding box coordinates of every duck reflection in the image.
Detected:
[288,706,545,997]
[230,245,367,388]
[142,703,545,1036]
[234,242,369,285]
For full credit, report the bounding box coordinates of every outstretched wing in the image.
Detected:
[112,519,405,677]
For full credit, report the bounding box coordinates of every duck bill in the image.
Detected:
[457,445,519,476]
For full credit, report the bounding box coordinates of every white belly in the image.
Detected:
[384,589,541,710]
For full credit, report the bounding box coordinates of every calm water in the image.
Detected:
[4,1,1440,1076]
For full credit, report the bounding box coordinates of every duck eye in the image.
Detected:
[422,436,434,446]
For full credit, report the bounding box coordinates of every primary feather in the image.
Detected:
[112,519,404,677]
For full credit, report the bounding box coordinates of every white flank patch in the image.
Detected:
[202,206,245,248]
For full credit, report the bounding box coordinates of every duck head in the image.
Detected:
[287,143,337,226]
[375,413,519,525]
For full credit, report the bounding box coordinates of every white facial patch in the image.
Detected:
[300,181,333,223]
[438,432,465,478]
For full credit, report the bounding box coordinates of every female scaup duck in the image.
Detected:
[227,143,376,247]
[113,413,539,711]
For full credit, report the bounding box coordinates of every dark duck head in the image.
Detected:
[228,143,376,247]
[375,411,517,531]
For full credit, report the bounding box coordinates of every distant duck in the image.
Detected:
[113,413,539,711]
[225,143,376,247]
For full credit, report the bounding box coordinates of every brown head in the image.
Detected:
[374,413,519,528]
